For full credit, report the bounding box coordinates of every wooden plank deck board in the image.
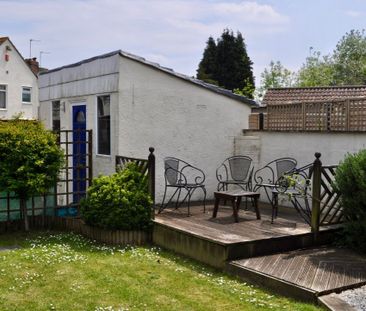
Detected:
[230,247,366,296]
[155,204,314,245]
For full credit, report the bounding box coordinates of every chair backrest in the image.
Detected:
[226,156,252,181]
[276,158,297,178]
[164,157,206,186]
[164,157,180,186]
[254,157,297,189]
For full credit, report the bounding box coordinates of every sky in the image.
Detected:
[1,0,366,86]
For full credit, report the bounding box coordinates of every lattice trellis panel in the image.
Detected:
[319,165,343,226]
[264,97,366,132]
[349,99,366,131]
[267,103,303,131]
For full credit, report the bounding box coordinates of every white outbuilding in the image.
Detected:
[39,50,256,201]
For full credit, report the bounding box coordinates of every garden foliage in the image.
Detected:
[0,120,63,198]
[333,150,366,252]
[81,163,153,231]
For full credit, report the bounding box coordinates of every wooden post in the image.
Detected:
[88,130,93,186]
[148,147,156,219]
[311,152,322,239]
[20,196,29,232]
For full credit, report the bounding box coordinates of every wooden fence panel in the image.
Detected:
[264,97,366,132]
[115,148,156,218]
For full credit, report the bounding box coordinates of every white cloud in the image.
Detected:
[0,0,289,77]
[345,10,363,17]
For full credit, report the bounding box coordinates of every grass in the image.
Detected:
[0,231,323,311]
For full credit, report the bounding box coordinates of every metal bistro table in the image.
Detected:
[212,190,261,223]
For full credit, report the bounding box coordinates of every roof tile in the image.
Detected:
[263,86,366,105]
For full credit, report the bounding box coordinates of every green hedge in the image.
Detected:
[81,163,153,231]
[333,150,366,252]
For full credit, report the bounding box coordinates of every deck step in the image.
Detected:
[225,247,366,303]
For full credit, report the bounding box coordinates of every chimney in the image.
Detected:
[25,57,39,75]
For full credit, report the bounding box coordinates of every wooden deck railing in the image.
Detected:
[115,147,156,218]
[311,153,343,237]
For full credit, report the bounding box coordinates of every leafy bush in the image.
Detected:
[0,120,64,230]
[81,163,153,231]
[333,150,366,252]
[0,120,64,198]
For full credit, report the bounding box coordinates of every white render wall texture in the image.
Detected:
[39,53,252,202]
[237,131,366,170]
[117,56,251,201]
[0,39,38,119]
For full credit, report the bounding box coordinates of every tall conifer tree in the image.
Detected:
[196,29,255,98]
[196,37,218,85]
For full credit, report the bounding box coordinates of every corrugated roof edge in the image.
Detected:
[40,49,257,107]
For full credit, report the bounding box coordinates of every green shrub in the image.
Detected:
[333,150,366,252]
[81,163,153,231]
[0,120,64,198]
[0,119,64,230]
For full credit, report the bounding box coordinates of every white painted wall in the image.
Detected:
[39,52,253,203]
[39,54,121,178]
[0,39,38,119]
[235,131,366,206]
[239,131,366,169]
[117,56,252,201]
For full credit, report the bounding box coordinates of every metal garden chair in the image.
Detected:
[253,157,297,222]
[273,163,312,225]
[216,156,254,191]
[158,157,206,216]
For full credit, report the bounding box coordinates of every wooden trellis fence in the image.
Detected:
[263,97,366,132]
[0,129,93,228]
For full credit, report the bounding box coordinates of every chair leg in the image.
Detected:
[202,186,207,213]
[271,192,278,223]
[175,188,182,210]
[159,186,168,213]
[187,189,192,216]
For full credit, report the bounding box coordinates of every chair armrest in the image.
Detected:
[181,164,206,185]
[254,165,275,189]
[216,163,228,182]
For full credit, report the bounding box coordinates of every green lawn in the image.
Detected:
[0,232,323,311]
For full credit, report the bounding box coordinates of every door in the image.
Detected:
[72,104,87,204]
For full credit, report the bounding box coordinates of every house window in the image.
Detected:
[52,101,60,131]
[97,95,111,155]
[0,85,6,109]
[22,87,32,103]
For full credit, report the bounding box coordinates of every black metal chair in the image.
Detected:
[253,157,297,222]
[159,157,206,216]
[273,163,312,225]
[216,156,254,191]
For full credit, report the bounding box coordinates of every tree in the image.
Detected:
[196,37,218,85]
[297,48,335,87]
[332,29,366,85]
[0,120,64,231]
[256,60,296,101]
[296,29,366,87]
[197,29,255,98]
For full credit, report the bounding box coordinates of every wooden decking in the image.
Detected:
[153,203,366,303]
[228,247,366,302]
[153,203,339,268]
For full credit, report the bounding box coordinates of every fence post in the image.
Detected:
[88,130,93,186]
[311,152,322,239]
[148,147,156,219]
